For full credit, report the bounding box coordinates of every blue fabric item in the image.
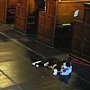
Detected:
[60,66,72,75]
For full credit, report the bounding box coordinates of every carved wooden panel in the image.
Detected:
[46,13,54,28]
[38,11,46,40]
[84,24,90,41]
[72,20,84,54]
[72,37,83,53]
[38,25,45,37]
[46,0,56,16]
[84,3,90,24]
[15,4,27,32]
[38,11,46,25]
[83,40,90,57]
[0,0,7,22]
[45,13,55,43]
[73,21,84,38]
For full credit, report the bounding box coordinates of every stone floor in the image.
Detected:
[0,23,90,90]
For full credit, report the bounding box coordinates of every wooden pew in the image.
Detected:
[37,0,90,46]
[72,3,90,60]
[14,0,45,34]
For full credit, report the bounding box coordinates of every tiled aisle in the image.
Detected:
[0,23,90,90]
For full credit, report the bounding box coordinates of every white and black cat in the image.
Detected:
[32,57,63,75]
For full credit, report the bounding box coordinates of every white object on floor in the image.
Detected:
[32,61,41,66]
[44,62,49,66]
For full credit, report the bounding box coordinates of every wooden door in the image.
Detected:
[38,11,46,41]
[0,0,7,22]
[15,0,28,33]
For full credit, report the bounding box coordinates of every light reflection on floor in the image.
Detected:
[0,71,14,88]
